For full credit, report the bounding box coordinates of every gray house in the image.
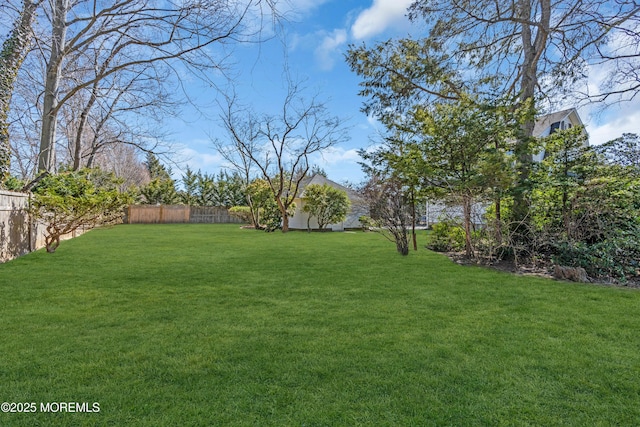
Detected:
[288,174,367,231]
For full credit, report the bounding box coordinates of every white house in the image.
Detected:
[288,174,367,231]
[532,108,587,162]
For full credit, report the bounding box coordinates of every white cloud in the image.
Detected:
[583,106,640,146]
[366,115,380,128]
[575,42,640,146]
[174,145,227,176]
[351,0,414,40]
[315,29,348,71]
[310,147,365,184]
[278,0,333,20]
[315,146,361,165]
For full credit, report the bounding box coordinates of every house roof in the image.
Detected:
[296,174,361,200]
[533,108,583,137]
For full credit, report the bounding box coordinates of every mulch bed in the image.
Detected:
[443,251,640,289]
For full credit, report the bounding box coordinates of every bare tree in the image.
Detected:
[60,60,176,170]
[61,50,173,170]
[212,91,262,225]
[7,66,41,179]
[586,17,640,104]
[93,143,150,192]
[360,176,411,256]
[33,0,280,173]
[218,79,348,232]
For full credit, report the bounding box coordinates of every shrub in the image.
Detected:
[228,206,252,223]
[29,169,132,253]
[359,215,375,231]
[553,233,640,281]
[2,175,24,191]
[302,184,350,230]
[428,220,466,252]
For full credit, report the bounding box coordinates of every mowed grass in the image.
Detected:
[1,224,640,426]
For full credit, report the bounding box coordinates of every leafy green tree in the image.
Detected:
[349,0,639,227]
[416,102,485,257]
[415,98,518,257]
[213,171,246,208]
[243,178,293,231]
[180,170,247,207]
[302,183,350,231]
[531,127,594,239]
[29,168,132,253]
[597,133,640,175]
[531,127,640,279]
[244,178,270,228]
[2,174,25,191]
[359,128,427,251]
[145,153,171,180]
[310,165,328,178]
[140,153,178,204]
[355,91,518,257]
[195,172,216,206]
[180,167,199,205]
[140,179,179,205]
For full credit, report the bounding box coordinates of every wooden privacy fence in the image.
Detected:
[190,206,241,224]
[0,190,64,262]
[1,190,33,262]
[124,205,243,224]
[1,198,242,262]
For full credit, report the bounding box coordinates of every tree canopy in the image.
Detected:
[29,168,132,253]
[302,183,350,231]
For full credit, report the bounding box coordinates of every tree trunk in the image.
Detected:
[37,0,69,173]
[462,193,473,258]
[246,194,260,229]
[511,0,550,229]
[276,195,289,232]
[395,227,409,255]
[0,0,39,182]
[73,88,98,170]
[45,224,61,253]
[411,188,417,251]
[494,197,503,245]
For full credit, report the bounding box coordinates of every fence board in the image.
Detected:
[125,205,242,224]
[0,191,32,262]
[190,206,242,224]
[125,205,189,224]
[0,190,61,262]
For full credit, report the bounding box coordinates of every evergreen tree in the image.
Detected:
[140,153,178,204]
[180,167,199,205]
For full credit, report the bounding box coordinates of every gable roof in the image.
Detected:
[296,174,360,200]
[533,108,583,137]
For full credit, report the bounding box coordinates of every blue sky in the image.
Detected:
[170,0,640,185]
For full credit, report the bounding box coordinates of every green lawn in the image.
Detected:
[1,224,639,426]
